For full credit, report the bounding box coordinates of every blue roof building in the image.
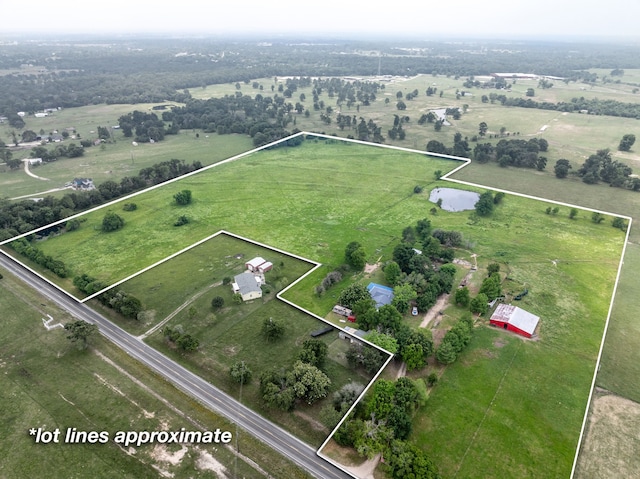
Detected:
[367,282,394,309]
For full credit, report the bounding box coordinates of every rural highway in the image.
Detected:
[0,251,354,479]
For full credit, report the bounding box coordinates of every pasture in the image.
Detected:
[0,103,253,199]
[0,264,310,479]
[14,137,626,477]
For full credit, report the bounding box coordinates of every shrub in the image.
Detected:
[101,212,124,232]
[211,296,224,309]
[122,203,137,211]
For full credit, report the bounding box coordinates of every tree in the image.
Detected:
[470,293,489,315]
[612,217,627,230]
[298,339,329,368]
[553,159,571,178]
[436,340,457,364]
[384,261,402,286]
[478,122,488,137]
[364,331,398,354]
[292,360,331,404]
[454,287,470,307]
[174,189,192,205]
[211,296,224,308]
[526,88,535,97]
[230,361,252,385]
[402,343,426,370]
[392,283,417,314]
[338,283,370,309]
[101,212,125,232]
[479,274,502,300]
[475,191,494,216]
[345,241,366,270]
[618,134,636,152]
[396,101,407,110]
[591,212,605,224]
[569,208,579,220]
[262,317,285,341]
[64,320,98,350]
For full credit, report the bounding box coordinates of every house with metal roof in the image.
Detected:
[367,282,394,309]
[489,303,539,338]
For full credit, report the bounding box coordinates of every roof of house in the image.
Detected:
[490,303,539,336]
[234,272,261,295]
[367,282,394,308]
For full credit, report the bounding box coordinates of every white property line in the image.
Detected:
[2,131,632,477]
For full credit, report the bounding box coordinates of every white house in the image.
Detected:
[232,272,263,302]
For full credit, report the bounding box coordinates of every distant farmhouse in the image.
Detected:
[71,178,95,191]
[489,303,540,338]
[367,282,394,309]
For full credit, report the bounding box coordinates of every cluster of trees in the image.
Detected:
[426,132,471,158]
[161,94,303,147]
[576,148,635,188]
[333,377,439,477]
[101,212,125,232]
[163,326,199,352]
[30,143,85,161]
[259,351,332,411]
[315,270,343,296]
[344,241,366,270]
[0,158,202,241]
[435,314,474,365]
[118,111,177,142]
[473,138,549,170]
[173,189,192,206]
[9,237,69,277]
[74,272,143,319]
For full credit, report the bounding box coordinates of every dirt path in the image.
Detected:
[420,293,450,328]
[11,185,73,200]
[343,454,381,479]
[138,281,221,339]
[22,159,49,180]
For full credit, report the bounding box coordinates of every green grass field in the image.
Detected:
[0,103,253,199]
[0,265,312,479]
[12,138,625,478]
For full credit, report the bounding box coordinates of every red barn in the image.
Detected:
[490,303,539,338]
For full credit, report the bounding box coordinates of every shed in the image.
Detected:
[367,282,394,309]
[490,303,539,338]
[245,257,267,272]
[232,272,262,301]
[258,261,273,273]
[339,326,367,344]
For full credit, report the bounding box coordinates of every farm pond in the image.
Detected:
[429,187,480,212]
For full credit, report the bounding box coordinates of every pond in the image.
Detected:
[429,187,480,212]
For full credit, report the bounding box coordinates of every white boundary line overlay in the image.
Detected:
[0,131,631,478]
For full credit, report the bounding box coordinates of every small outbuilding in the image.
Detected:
[232,272,263,302]
[490,303,539,338]
[245,257,267,272]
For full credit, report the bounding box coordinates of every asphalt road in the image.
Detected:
[0,251,354,479]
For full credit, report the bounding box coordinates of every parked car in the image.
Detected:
[411,306,418,316]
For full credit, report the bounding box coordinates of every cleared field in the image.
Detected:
[0,265,311,479]
[0,103,253,199]
[573,389,640,478]
[13,138,625,478]
[29,141,457,289]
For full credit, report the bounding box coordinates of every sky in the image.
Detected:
[2,0,640,41]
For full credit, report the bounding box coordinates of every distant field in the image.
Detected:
[0,103,253,199]
[0,264,311,479]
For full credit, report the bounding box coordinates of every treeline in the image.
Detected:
[333,377,440,478]
[10,237,69,277]
[473,138,549,170]
[0,158,202,240]
[75,273,142,319]
[4,37,640,117]
[479,93,640,119]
